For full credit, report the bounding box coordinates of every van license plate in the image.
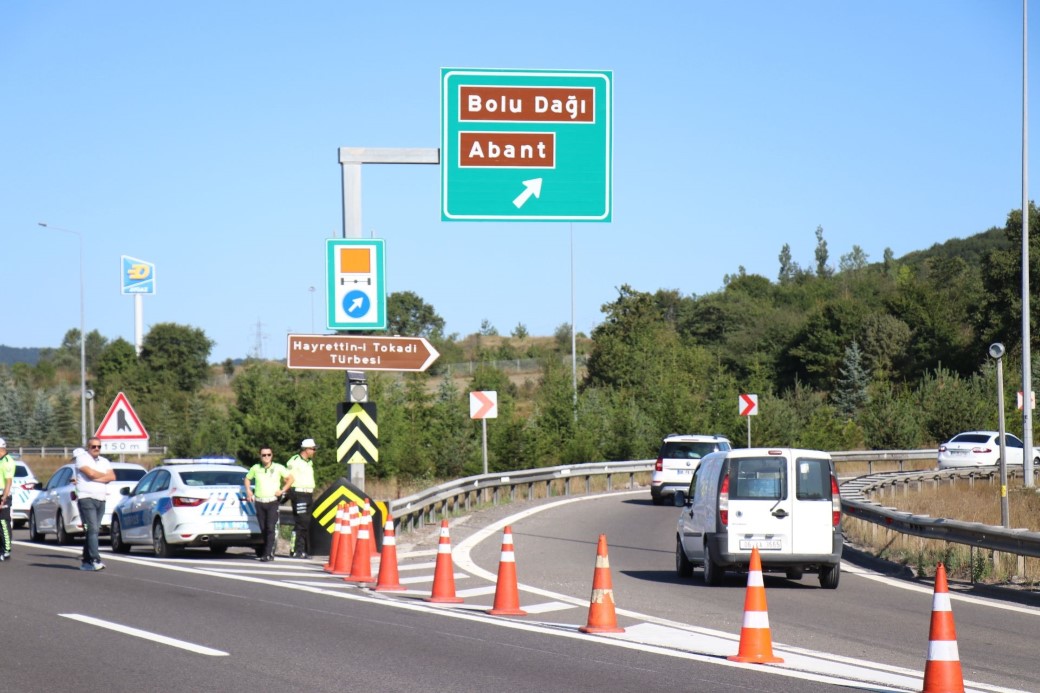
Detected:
[740,540,781,550]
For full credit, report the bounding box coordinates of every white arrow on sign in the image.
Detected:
[512,178,543,209]
[470,391,498,419]
[739,393,759,417]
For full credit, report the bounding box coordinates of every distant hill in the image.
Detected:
[899,226,1010,268]
[0,345,41,366]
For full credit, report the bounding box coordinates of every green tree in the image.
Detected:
[139,323,214,393]
[386,291,445,338]
[832,341,870,416]
[814,226,833,278]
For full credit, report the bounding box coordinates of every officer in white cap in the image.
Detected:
[286,438,317,558]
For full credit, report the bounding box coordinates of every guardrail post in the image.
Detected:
[585,475,591,494]
[564,478,571,496]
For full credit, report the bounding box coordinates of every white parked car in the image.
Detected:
[9,457,41,528]
[651,434,731,505]
[28,461,147,544]
[110,458,263,557]
[937,431,1040,469]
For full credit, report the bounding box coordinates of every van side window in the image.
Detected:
[795,457,832,500]
[730,457,786,500]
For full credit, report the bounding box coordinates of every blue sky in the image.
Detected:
[1,2,1032,363]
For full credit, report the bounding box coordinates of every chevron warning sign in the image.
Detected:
[337,401,378,466]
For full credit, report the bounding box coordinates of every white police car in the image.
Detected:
[110,458,263,557]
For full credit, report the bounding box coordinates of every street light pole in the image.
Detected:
[38,222,87,446]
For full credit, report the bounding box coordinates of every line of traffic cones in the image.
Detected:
[318,507,970,692]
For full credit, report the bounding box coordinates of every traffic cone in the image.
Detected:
[728,547,783,663]
[488,526,526,616]
[425,520,464,603]
[344,507,375,584]
[346,502,359,563]
[328,504,355,576]
[364,498,378,555]
[374,513,405,592]
[323,502,346,571]
[919,563,965,693]
[579,534,624,633]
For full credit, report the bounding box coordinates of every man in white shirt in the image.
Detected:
[75,437,115,571]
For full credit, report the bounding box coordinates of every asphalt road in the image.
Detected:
[1,490,1036,693]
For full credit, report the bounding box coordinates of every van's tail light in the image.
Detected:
[831,474,841,526]
[719,473,730,526]
[654,457,663,472]
[20,482,36,490]
[173,496,205,507]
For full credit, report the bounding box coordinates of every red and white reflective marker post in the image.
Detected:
[470,391,498,475]
[739,394,759,447]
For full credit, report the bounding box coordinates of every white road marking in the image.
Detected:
[60,613,227,656]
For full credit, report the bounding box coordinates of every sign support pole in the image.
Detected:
[338,147,439,492]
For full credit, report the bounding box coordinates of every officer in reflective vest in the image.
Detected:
[286,438,317,558]
[0,438,14,561]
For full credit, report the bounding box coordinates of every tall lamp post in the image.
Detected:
[38,222,87,446]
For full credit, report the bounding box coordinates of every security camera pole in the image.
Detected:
[990,343,1010,528]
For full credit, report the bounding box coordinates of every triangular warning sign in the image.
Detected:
[95,392,149,440]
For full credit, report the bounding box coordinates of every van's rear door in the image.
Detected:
[791,454,835,555]
[724,454,793,557]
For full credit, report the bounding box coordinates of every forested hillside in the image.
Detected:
[3,205,1039,487]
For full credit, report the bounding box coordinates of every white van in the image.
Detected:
[674,447,842,589]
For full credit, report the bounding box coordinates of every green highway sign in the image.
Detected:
[441,68,612,222]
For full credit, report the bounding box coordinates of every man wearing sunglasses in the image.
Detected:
[75,437,115,571]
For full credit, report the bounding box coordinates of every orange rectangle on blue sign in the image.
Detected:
[340,248,370,273]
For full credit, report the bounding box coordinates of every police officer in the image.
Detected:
[286,438,317,559]
[0,438,14,562]
[245,445,293,562]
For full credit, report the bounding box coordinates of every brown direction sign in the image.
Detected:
[286,334,439,372]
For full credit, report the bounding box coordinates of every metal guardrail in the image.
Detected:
[386,449,938,532]
[389,460,654,532]
[9,446,168,458]
[840,466,1040,559]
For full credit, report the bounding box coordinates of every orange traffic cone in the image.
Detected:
[374,513,405,592]
[344,507,375,584]
[425,520,463,603]
[579,534,624,633]
[728,547,782,663]
[364,499,378,555]
[488,526,526,616]
[346,502,359,564]
[328,503,355,576]
[323,502,346,571]
[919,563,965,693]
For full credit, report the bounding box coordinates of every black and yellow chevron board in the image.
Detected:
[309,477,387,550]
[337,401,378,465]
